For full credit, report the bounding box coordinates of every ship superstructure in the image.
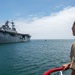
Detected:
[0,21,31,43]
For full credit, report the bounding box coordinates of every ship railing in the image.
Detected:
[43,64,70,75]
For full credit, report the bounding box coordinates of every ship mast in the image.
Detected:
[11,20,14,29]
[5,20,9,26]
[11,20,16,32]
[5,20,9,28]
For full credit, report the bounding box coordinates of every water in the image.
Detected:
[0,40,74,75]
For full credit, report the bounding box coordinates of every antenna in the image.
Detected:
[11,20,14,25]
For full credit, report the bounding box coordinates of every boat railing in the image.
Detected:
[43,64,70,75]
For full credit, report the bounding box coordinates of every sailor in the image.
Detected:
[63,21,75,75]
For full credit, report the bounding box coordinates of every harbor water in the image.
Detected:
[0,40,74,75]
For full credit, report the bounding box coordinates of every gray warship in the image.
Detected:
[0,21,31,43]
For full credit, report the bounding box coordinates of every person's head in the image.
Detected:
[72,21,75,36]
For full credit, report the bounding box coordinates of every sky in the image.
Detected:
[0,0,75,39]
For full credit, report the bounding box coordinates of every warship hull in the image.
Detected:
[0,31,30,43]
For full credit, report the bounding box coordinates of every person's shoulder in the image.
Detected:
[72,42,75,48]
[72,42,75,46]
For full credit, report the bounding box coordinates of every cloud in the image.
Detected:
[14,6,75,39]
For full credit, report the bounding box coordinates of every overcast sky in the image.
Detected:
[0,0,75,39]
